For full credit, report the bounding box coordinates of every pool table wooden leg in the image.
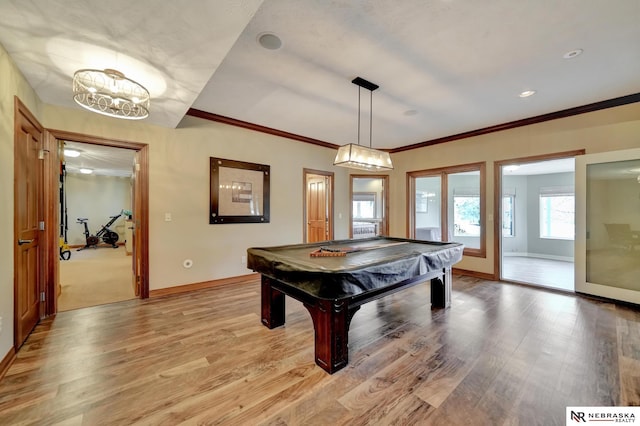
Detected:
[430,267,452,309]
[261,276,285,328]
[304,299,350,374]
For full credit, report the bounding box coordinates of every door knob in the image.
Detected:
[18,239,34,245]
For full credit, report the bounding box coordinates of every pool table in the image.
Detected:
[246,237,464,373]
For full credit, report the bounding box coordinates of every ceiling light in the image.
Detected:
[563,49,583,59]
[72,69,150,120]
[79,168,93,174]
[64,149,81,158]
[334,77,393,171]
[519,90,536,98]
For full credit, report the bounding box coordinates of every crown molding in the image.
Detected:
[187,93,640,154]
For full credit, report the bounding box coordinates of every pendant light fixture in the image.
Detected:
[334,77,393,171]
[72,68,150,120]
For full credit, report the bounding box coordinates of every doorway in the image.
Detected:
[57,140,137,311]
[303,169,334,243]
[48,130,150,309]
[350,175,389,238]
[496,152,583,291]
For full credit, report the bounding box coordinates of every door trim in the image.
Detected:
[46,129,150,305]
[493,150,585,281]
[303,169,334,242]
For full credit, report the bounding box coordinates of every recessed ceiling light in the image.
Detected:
[258,32,282,50]
[79,168,93,174]
[563,49,583,59]
[519,90,536,98]
[64,149,81,157]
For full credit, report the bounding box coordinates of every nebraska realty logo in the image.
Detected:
[567,407,638,423]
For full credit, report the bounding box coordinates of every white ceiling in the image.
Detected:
[62,141,135,178]
[0,0,264,128]
[1,0,639,173]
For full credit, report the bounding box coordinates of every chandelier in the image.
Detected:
[334,77,393,171]
[72,69,150,120]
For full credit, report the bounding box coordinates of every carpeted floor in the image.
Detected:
[58,245,135,311]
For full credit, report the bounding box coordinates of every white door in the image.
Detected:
[575,148,640,304]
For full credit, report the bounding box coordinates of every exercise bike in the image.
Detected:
[77,211,123,250]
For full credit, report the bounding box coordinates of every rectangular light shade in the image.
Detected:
[333,144,393,171]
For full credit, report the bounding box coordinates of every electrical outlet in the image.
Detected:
[241,255,247,264]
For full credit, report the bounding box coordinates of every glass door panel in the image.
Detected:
[575,148,640,304]
[448,171,481,249]
[414,176,442,241]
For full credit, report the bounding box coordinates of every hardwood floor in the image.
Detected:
[1,275,638,425]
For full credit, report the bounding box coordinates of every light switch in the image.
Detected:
[165,213,172,222]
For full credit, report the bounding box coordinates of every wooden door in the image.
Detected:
[14,99,43,348]
[307,176,328,242]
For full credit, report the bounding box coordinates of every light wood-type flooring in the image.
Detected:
[1,275,639,425]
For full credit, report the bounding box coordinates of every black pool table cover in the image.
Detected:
[247,237,464,300]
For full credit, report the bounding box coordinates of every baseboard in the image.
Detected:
[0,347,16,381]
[502,252,525,257]
[150,273,260,298]
[503,252,574,262]
[453,268,496,281]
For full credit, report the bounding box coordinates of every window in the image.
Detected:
[453,195,480,237]
[539,186,574,240]
[353,192,376,219]
[502,195,515,237]
[416,192,429,213]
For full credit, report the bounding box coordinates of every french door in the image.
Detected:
[575,148,640,304]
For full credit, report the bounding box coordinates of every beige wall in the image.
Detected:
[388,103,640,274]
[65,174,132,246]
